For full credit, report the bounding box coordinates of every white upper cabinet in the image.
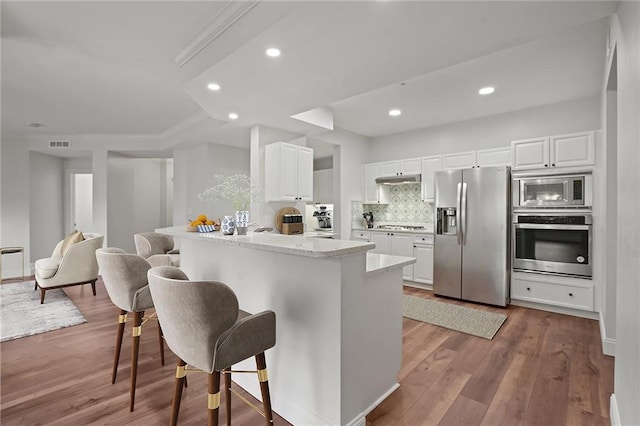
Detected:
[363,163,390,204]
[511,137,550,170]
[550,132,595,168]
[380,158,421,176]
[512,131,594,170]
[265,142,314,202]
[421,155,443,201]
[475,147,512,168]
[400,158,422,175]
[313,169,333,204]
[443,151,477,169]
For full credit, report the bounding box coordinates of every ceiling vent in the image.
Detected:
[49,140,70,148]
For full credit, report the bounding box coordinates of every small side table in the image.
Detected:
[0,246,25,283]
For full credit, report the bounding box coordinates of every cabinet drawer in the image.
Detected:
[413,234,433,245]
[351,230,370,241]
[511,278,593,311]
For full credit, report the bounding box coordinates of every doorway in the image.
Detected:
[70,173,93,233]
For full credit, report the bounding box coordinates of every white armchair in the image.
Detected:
[34,233,104,304]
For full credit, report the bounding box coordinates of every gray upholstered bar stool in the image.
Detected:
[134,232,180,267]
[147,266,276,426]
[96,247,171,412]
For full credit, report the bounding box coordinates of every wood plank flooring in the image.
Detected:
[367,287,614,426]
[1,278,613,425]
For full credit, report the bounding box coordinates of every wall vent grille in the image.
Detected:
[49,140,70,148]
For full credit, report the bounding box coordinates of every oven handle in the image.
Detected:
[514,223,591,231]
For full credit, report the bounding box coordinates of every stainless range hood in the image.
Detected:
[375,174,422,185]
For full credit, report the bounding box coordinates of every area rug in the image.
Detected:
[1,281,87,342]
[402,295,507,340]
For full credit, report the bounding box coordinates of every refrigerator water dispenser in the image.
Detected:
[437,208,457,236]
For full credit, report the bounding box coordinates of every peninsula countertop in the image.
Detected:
[157,226,374,258]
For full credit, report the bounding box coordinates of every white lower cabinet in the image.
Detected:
[370,231,414,280]
[413,244,433,284]
[511,273,594,312]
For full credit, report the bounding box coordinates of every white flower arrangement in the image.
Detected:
[197,174,262,211]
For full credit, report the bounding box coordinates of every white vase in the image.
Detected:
[235,210,249,235]
[222,215,235,235]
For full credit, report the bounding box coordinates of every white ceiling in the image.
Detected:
[1,1,617,158]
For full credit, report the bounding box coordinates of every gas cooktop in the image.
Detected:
[375,225,425,231]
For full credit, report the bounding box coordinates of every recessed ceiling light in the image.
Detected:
[27,122,46,128]
[228,113,239,120]
[265,48,281,57]
[388,109,402,117]
[207,83,221,91]
[478,86,495,95]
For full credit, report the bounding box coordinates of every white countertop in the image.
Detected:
[158,226,374,258]
[353,225,434,234]
[366,252,416,277]
[304,230,338,238]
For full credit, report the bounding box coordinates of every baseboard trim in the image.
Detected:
[346,383,400,426]
[510,299,599,320]
[598,311,616,356]
[610,394,621,426]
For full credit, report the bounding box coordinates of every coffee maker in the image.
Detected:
[363,212,374,228]
[313,206,332,229]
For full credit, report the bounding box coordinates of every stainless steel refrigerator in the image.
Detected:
[433,166,510,307]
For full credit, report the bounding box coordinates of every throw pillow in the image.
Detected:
[61,230,85,255]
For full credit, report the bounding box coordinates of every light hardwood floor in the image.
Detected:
[1,278,613,425]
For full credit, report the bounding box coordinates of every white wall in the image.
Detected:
[29,152,65,262]
[174,142,250,227]
[313,128,370,240]
[106,155,172,252]
[0,133,30,277]
[249,125,304,228]
[368,96,601,162]
[609,4,640,425]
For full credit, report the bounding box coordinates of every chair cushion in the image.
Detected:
[35,257,61,279]
[61,231,85,255]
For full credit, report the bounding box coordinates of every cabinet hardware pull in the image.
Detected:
[544,164,548,167]
[552,163,556,167]
[569,293,573,297]
[526,287,530,291]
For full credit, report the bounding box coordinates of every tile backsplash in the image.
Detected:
[352,183,433,227]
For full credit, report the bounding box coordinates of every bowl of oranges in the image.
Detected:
[186,214,220,232]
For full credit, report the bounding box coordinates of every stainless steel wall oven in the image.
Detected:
[513,213,592,278]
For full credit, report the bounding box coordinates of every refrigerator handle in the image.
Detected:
[456,182,462,246]
[461,182,468,245]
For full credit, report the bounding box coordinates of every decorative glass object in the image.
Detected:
[235,210,249,235]
[221,216,235,235]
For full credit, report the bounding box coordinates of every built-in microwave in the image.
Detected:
[513,173,592,209]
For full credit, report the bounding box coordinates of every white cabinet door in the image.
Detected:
[390,233,414,280]
[443,151,477,169]
[476,147,511,168]
[511,137,550,170]
[265,142,314,201]
[363,163,389,204]
[421,155,443,201]
[364,163,380,203]
[400,158,421,175]
[380,161,400,177]
[550,131,594,168]
[370,232,390,255]
[413,244,433,284]
[297,147,314,201]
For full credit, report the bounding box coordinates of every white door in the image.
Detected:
[413,245,434,284]
[511,137,550,170]
[421,155,443,201]
[73,173,93,232]
[390,233,414,280]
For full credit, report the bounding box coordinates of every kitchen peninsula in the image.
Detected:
[156,227,415,426]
